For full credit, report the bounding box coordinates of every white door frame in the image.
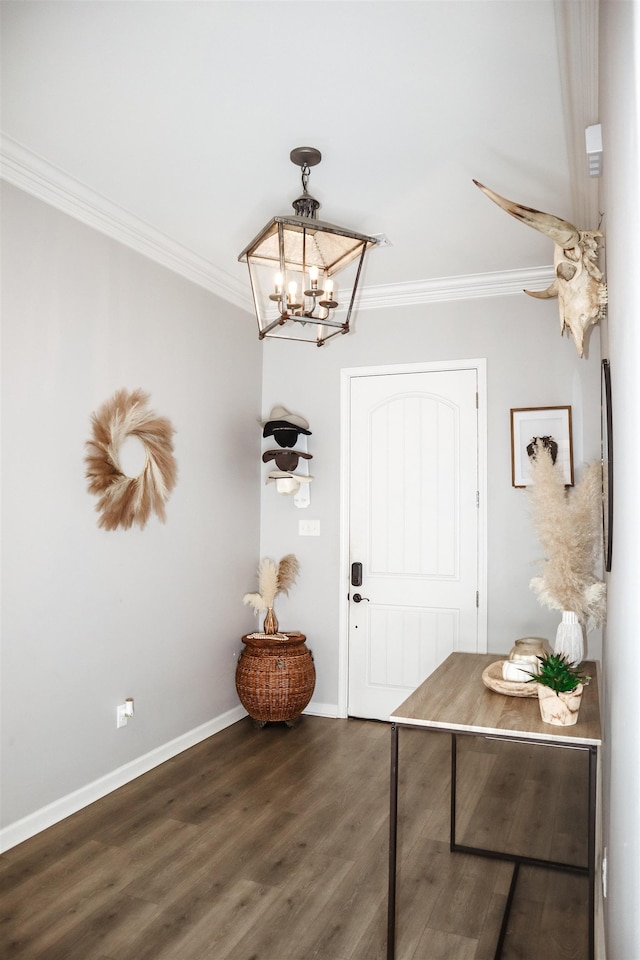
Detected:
[337,358,488,719]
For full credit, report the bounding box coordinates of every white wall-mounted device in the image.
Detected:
[585,123,603,177]
[116,698,135,728]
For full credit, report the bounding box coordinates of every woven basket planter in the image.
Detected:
[236,632,315,726]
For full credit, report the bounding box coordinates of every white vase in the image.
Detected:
[554,611,584,666]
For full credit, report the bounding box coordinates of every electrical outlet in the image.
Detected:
[116,704,128,728]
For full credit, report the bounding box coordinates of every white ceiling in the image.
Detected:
[0,1,600,311]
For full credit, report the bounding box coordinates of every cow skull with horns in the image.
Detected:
[474,180,607,358]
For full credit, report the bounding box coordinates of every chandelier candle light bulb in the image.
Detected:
[287,281,302,309]
[320,277,337,309]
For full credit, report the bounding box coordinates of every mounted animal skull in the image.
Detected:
[474,180,607,357]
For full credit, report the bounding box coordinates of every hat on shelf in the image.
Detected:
[260,405,311,431]
[263,422,311,447]
[266,470,313,495]
[262,449,313,471]
[262,406,312,447]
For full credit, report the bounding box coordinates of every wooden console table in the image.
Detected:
[387,652,601,960]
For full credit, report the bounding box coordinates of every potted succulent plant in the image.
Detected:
[527,652,591,726]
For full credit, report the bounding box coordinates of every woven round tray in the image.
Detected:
[481,660,539,698]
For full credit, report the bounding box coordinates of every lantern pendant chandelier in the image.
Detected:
[238,147,379,347]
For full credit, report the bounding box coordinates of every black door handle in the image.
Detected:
[352,593,370,603]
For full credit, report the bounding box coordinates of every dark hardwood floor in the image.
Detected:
[0,716,589,960]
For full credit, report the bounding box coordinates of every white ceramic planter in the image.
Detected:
[537,683,584,726]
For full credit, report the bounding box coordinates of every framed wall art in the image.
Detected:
[510,405,574,488]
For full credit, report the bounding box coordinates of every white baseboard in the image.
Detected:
[0,704,247,853]
[304,700,341,718]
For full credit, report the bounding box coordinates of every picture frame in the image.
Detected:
[601,359,613,572]
[510,406,574,488]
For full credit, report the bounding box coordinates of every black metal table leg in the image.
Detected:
[587,745,597,960]
[387,723,399,960]
[450,733,458,851]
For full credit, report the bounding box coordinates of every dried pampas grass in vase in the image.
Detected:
[528,445,606,664]
[243,554,300,635]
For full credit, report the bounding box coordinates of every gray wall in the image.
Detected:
[600,2,640,956]
[259,295,602,712]
[0,183,262,831]
[0,170,614,892]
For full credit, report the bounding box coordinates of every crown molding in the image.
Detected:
[0,135,252,312]
[357,265,556,310]
[1,135,555,313]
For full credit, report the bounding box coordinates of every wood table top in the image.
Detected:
[390,652,601,746]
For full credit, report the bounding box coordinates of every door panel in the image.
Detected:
[367,605,458,686]
[369,394,458,577]
[348,368,479,720]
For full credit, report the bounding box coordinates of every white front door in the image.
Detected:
[346,364,483,720]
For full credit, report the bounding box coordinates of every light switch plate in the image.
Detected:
[299,519,320,536]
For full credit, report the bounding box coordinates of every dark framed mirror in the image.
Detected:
[601,359,613,572]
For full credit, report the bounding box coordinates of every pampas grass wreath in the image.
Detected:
[85,388,177,531]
